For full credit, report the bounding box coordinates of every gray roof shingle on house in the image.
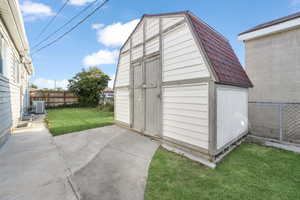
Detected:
[239,11,300,35]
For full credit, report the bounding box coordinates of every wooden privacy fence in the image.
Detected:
[30,90,78,107]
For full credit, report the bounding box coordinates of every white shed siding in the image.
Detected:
[162,23,210,82]
[145,17,159,39]
[115,52,130,87]
[216,86,248,149]
[115,88,130,124]
[131,23,143,47]
[162,83,209,149]
[162,16,184,30]
[121,41,130,53]
[131,45,143,60]
[145,37,159,55]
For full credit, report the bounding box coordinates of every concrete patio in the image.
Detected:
[0,117,159,200]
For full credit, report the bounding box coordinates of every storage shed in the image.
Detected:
[114,11,252,166]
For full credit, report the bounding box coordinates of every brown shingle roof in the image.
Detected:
[239,11,300,35]
[186,12,253,88]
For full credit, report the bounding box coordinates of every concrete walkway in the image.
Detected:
[0,115,78,200]
[0,117,159,200]
[54,126,159,200]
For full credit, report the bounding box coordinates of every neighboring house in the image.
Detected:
[0,0,34,146]
[114,11,252,167]
[238,11,300,143]
[103,88,114,99]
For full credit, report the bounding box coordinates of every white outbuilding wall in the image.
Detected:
[115,15,212,151]
[216,85,248,150]
[162,83,209,149]
[114,12,251,164]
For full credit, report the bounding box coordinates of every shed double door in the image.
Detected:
[132,57,160,136]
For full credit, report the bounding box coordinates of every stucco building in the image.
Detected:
[239,11,300,143]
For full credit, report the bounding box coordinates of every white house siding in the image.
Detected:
[115,88,130,124]
[145,37,159,55]
[115,52,130,87]
[0,77,12,135]
[162,23,210,82]
[145,17,159,39]
[131,22,143,47]
[216,85,248,150]
[0,17,30,137]
[162,83,209,149]
[162,16,184,30]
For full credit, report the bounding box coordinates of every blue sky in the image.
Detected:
[20,0,300,89]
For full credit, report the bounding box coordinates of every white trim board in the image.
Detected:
[238,17,300,41]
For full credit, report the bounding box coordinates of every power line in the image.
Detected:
[34,0,71,42]
[32,0,109,55]
[32,0,100,50]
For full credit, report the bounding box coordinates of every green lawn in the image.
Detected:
[46,108,114,136]
[145,144,300,200]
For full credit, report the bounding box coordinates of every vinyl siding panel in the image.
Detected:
[115,88,130,124]
[122,41,130,53]
[0,77,12,134]
[162,16,184,30]
[145,18,159,39]
[145,37,159,55]
[131,45,143,60]
[132,23,143,47]
[115,52,130,87]
[0,7,31,140]
[162,23,210,82]
[162,83,209,149]
[217,86,248,149]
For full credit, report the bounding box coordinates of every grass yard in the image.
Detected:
[46,108,114,136]
[145,144,300,200]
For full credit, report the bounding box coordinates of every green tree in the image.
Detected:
[68,67,110,106]
[30,83,38,89]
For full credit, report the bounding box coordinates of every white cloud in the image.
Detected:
[92,23,104,29]
[83,49,118,67]
[108,74,115,88]
[68,0,94,6]
[33,78,68,89]
[20,1,54,21]
[95,19,140,47]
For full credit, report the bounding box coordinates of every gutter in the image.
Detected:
[6,0,33,75]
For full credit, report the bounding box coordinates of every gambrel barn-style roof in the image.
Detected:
[118,11,252,88]
[187,13,253,88]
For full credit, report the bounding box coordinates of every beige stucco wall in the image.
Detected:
[245,27,300,103]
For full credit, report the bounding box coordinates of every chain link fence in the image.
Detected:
[249,102,300,144]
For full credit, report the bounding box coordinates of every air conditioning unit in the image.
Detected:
[33,101,45,114]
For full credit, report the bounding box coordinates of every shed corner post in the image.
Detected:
[208,80,217,161]
[129,38,133,128]
[158,16,163,137]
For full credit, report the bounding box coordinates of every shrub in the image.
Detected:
[97,102,114,112]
